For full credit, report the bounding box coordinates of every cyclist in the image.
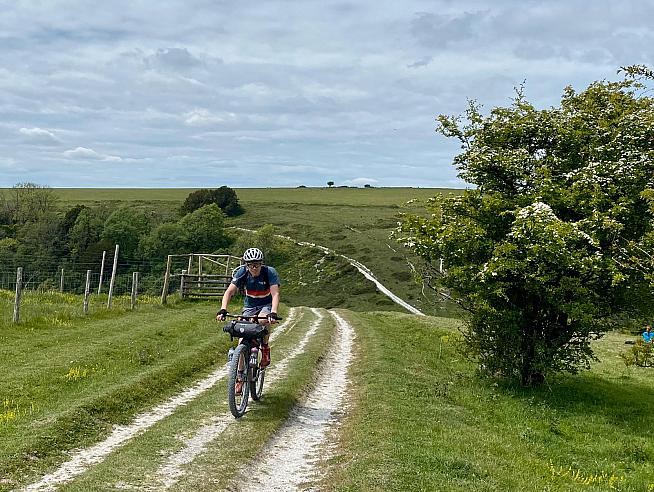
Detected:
[217,247,281,392]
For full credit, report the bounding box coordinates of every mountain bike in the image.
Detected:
[222,314,281,418]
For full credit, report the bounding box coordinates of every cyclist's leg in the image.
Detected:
[255,305,272,367]
[240,306,272,367]
[240,306,260,323]
[237,307,259,371]
[255,305,273,344]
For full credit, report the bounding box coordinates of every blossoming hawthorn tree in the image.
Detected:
[397,66,654,386]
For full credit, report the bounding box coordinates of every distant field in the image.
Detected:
[8,186,461,206]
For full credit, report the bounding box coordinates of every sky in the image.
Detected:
[1,1,652,189]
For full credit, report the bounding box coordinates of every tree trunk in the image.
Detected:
[520,320,544,386]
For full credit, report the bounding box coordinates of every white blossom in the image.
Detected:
[516,202,557,220]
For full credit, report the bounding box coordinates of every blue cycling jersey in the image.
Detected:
[231,265,281,308]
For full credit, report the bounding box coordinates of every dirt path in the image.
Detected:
[23,307,356,492]
[23,308,300,492]
[232,227,425,316]
[152,308,326,490]
[233,310,354,492]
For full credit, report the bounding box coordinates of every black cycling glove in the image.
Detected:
[217,308,228,321]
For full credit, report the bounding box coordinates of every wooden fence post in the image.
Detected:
[84,270,92,314]
[131,271,139,310]
[161,255,172,304]
[107,244,119,309]
[13,267,22,323]
[60,268,64,293]
[180,269,186,297]
[98,250,106,294]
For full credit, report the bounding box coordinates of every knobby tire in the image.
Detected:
[228,344,249,418]
[250,353,265,401]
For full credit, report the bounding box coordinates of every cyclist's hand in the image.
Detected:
[217,309,228,322]
[267,312,279,324]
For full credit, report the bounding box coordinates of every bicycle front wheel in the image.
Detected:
[250,362,265,401]
[228,344,249,418]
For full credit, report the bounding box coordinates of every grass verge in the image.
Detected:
[320,311,654,492]
[0,293,243,490]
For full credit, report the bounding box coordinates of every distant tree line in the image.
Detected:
[0,184,243,292]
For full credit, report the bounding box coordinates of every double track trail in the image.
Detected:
[21,307,356,491]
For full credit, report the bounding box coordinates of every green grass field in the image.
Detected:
[0,293,231,487]
[0,295,334,490]
[32,186,455,206]
[5,186,650,491]
[228,187,462,317]
[47,307,336,492]
[321,311,654,491]
[3,292,654,490]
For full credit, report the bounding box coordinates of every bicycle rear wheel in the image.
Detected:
[228,344,249,418]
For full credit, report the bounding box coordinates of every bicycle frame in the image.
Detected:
[223,316,272,418]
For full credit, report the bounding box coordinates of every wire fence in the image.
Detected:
[0,250,236,300]
[0,269,172,296]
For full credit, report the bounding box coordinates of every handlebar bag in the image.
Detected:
[224,321,268,338]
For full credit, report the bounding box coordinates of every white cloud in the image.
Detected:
[63,147,122,162]
[0,157,17,168]
[344,177,380,186]
[19,127,60,145]
[183,109,230,126]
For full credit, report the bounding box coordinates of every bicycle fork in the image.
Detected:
[249,345,259,379]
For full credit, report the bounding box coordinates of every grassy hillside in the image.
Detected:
[229,188,463,317]
[33,186,462,316]
[40,186,452,206]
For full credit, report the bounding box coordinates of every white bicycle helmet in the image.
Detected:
[243,247,264,262]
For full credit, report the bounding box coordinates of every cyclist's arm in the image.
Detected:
[217,283,239,320]
[270,284,280,316]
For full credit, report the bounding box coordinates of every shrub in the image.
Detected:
[180,187,243,217]
[621,339,654,367]
[398,66,654,385]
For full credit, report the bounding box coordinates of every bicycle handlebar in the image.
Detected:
[218,313,283,321]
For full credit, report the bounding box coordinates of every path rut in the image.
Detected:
[233,310,354,492]
[22,309,300,492]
